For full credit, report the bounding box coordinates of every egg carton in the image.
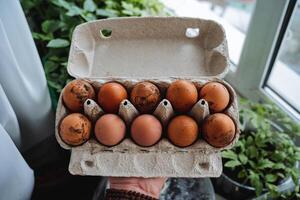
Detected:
[55,17,240,177]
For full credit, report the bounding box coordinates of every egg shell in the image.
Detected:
[98,82,128,113]
[202,113,236,148]
[131,114,162,147]
[199,82,230,113]
[62,80,95,112]
[94,114,126,147]
[59,113,91,146]
[167,115,199,147]
[130,82,161,113]
[166,80,198,113]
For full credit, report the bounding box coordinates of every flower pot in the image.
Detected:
[212,172,294,200]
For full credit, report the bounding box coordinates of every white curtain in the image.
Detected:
[0,0,54,151]
[0,0,55,199]
[0,124,34,200]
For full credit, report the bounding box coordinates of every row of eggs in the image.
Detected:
[60,112,235,148]
[62,79,231,114]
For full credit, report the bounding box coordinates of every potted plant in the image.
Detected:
[213,99,300,199]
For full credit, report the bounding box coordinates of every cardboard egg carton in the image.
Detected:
[55,17,240,177]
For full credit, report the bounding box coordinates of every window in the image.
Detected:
[264,1,300,118]
[162,0,256,65]
[224,0,299,120]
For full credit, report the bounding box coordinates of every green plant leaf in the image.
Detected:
[51,0,71,10]
[224,160,241,168]
[221,150,237,160]
[258,159,274,169]
[247,146,257,159]
[47,38,69,48]
[276,172,285,178]
[32,32,53,41]
[84,0,96,12]
[266,183,279,198]
[121,1,142,16]
[249,171,263,196]
[42,20,61,33]
[81,13,96,22]
[238,154,248,164]
[265,174,277,183]
[96,9,118,17]
[236,140,245,152]
[290,168,299,184]
[44,60,59,73]
[66,6,83,16]
[246,136,253,145]
[47,80,62,91]
[273,163,285,169]
[248,160,257,168]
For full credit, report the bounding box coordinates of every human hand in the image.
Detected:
[109,177,167,198]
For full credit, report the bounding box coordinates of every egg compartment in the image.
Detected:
[55,78,239,177]
[55,17,240,177]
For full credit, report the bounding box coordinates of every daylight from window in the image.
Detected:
[162,0,256,65]
[265,2,300,115]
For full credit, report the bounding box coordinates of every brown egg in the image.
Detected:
[62,80,95,112]
[166,80,198,113]
[199,82,230,113]
[131,114,162,147]
[94,114,126,147]
[168,115,199,147]
[202,113,236,148]
[59,113,91,146]
[130,82,161,113]
[98,82,128,113]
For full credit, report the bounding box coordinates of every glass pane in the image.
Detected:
[265,2,300,113]
[162,0,256,65]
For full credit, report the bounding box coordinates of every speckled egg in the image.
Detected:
[62,80,95,112]
[59,113,91,146]
[202,113,236,148]
[130,82,161,113]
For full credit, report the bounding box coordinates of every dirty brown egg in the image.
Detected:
[62,80,95,112]
[202,113,235,148]
[59,113,91,146]
[130,82,161,113]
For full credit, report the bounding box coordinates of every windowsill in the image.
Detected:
[264,87,300,121]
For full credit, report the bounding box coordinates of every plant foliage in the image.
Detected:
[21,0,171,107]
[222,98,300,198]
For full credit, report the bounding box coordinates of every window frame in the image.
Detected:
[225,0,300,121]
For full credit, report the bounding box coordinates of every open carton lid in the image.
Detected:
[67,17,229,79]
